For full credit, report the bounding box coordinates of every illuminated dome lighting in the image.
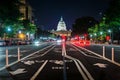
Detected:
[56,16,67,31]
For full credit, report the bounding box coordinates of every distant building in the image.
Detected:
[19,0,33,22]
[56,17,67,31]
[19,0,34,40]
[51,17,72,37]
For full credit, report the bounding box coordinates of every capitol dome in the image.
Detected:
[56,16,67,31]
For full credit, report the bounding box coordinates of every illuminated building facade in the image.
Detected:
[19,0,33,22]
[51,17,72,37]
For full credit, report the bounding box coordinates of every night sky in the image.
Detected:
[27,0,111,30]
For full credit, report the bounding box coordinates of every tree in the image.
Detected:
[88,17,108,42]
[0,0,21,25]
[72,16,98,36]
[105,0,120,43]
[0,0,22,38]
[22,19,37,34]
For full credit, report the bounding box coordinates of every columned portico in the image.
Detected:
[51,17,72,37]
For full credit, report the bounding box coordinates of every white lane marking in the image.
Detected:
[54,60,64,65]
[0,55,22,57]
[72,43,103,58]
[35,60,45,63]
[76,60,94,80]
[72,43,120,67]
[41,46,55,56]
[24,46,55,60]
[52,67,69,70]
[71,45,102,59]
[62,43,66,56]
[69,48,76,51]
[114,49,120,52]
[49,60,73,63]
[74,60,89,80]
[21,60,45,65]
[30,60,48,80]
[93,63,107,68]
[21,50,29,53]
[65,55,94,80]
[9,68,27,75]
[54,48,61,53]
[0,44,54,71]
[22,61,35,65]
[21,44,55,60]
[63,43,94,80]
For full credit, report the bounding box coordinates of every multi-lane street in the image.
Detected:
[0,42,52,69]
[0,41,120,80]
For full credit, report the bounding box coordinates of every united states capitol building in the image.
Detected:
[51,17,72,37]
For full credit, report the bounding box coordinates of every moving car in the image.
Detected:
[0,40,6,46]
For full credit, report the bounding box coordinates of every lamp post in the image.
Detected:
[100,31,103,35]
[94,33,97,43]
[4,27,12,40]
[108,29,112,44]
[18,30,22,34]
[7,27,11,32]
[100,31,103,43]
[90,34,93,43]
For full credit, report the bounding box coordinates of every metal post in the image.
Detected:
[103,46,105,58]
[18,47,20,61]
[112,48,114,62]
[110,32,113,44]
[6,49,9,67]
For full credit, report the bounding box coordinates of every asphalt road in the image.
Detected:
[0,42,52,69]
[0,42,120,80]
[83,44,120,63]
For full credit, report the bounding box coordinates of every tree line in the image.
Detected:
[72,0,120,44]
[0,0,36,39]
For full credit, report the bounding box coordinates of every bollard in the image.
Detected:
[6,49,9,67]
[18,47,20,61]
[103,46,105,58]
[112,48,114,62]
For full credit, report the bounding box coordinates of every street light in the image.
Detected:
[18,30,22,34]
[94,33,97,43]
[100,31,103,35]
[4,27,12,40]
[94,33,96,36]
[108,29,111,33]
[108,29,112,44]
[100,31,103,43]
[7,27,11,32]
[90,34,93,38]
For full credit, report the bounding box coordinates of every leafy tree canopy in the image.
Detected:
[0,0,21,25]
[72,16,98,35]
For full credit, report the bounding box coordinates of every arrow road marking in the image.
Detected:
[93,63,108,68]
[22,60,35,65]
[9,68,27,75]
[50,60,64,65]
